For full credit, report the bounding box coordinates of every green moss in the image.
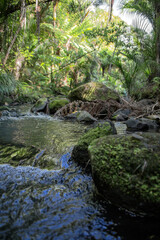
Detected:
[35,98,47,108]
[68,82,120,102]
[31,98,48,112]
[0,144,59,170]
[78,122,113,147]
[0,106,10,111]
[71,122,114,168]
[89,133,160,215]
[38,156,57,170]
[0,144,38,167]
[49,98,69,114]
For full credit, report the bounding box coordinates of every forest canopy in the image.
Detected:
[0,0,160,102]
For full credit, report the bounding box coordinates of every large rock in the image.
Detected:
[71,121,116,170]
[31,98,48,113]
[31,97,69,114]
[112,108,131,121]
[64,110,97,123]
[88,132,160,217]
[125,118,159,131]
[68,82,120,102]
[49,98,69,114]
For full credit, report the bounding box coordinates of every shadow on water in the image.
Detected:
[0,114,160,240]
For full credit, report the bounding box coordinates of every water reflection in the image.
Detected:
[0,116,160,240]
[0,116,88,155]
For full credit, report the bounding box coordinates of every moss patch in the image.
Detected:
[49,98,69,114]
[31,98,47,112]
[0,144,38,167]
[0,144,57,170]
[71,122,115,169]
[0,106,10,111]
[89,133,160,216]
[68,82,120,102]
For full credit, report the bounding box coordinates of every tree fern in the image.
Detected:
[0,72,17,96]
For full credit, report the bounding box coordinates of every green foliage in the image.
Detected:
[89,133,160,212]
[0,0,159,100]
[0,72,17,96]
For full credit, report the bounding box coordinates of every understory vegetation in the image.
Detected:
[0,0,160,102]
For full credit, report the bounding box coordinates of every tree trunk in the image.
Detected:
[15,54,25,80]
[21,0,26,29]
[3,0,26,66]
[156,3,160,66]
[53,0,58,27]
[108,0,114,22]
[3,25,21,66]
[36,0,40,43]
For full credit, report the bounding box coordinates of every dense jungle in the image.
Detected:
[0,0,160,240]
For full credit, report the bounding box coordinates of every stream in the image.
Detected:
[0,107,160,240]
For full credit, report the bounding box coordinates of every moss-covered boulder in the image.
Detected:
[31,98,48,113]
[68,82,120,102]
[49,98,69,114]
[71,121,116,169]
[88,132,160,217]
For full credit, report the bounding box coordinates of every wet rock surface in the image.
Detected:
[0,164,109,240]
[71,121,116,170]
[125,118,159,131]
[65,110,97,123]
[31,98,48,113]
[1,107,160,239]
[89,132,160,217]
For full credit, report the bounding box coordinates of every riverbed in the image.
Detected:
[0,111,160,240]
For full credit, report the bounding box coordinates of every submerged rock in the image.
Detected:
[0,106,20,118]
[0,106,10,111]
[0,144,56,169]
[71,121,116,170]
[1,110,20,118]
[68,82,120,102]
[0,144,38,167]
[88,132,160,217]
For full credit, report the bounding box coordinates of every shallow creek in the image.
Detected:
[0,110,160,240]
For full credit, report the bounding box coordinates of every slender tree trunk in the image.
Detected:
[2,18,7,54]
[15,54,25,80]
[3,0,26,66]
[53,0,58,27]
[3,25,21,66]
[21,0,26,29]
[108,0,114,22]
[156,3,160,66]
[14,0,26,79]
[36,0,40,43]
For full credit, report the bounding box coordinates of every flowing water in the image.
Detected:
[0,109,160,240]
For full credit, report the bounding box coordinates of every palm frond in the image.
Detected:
[132,15,152,33]
[119,0,155,28]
